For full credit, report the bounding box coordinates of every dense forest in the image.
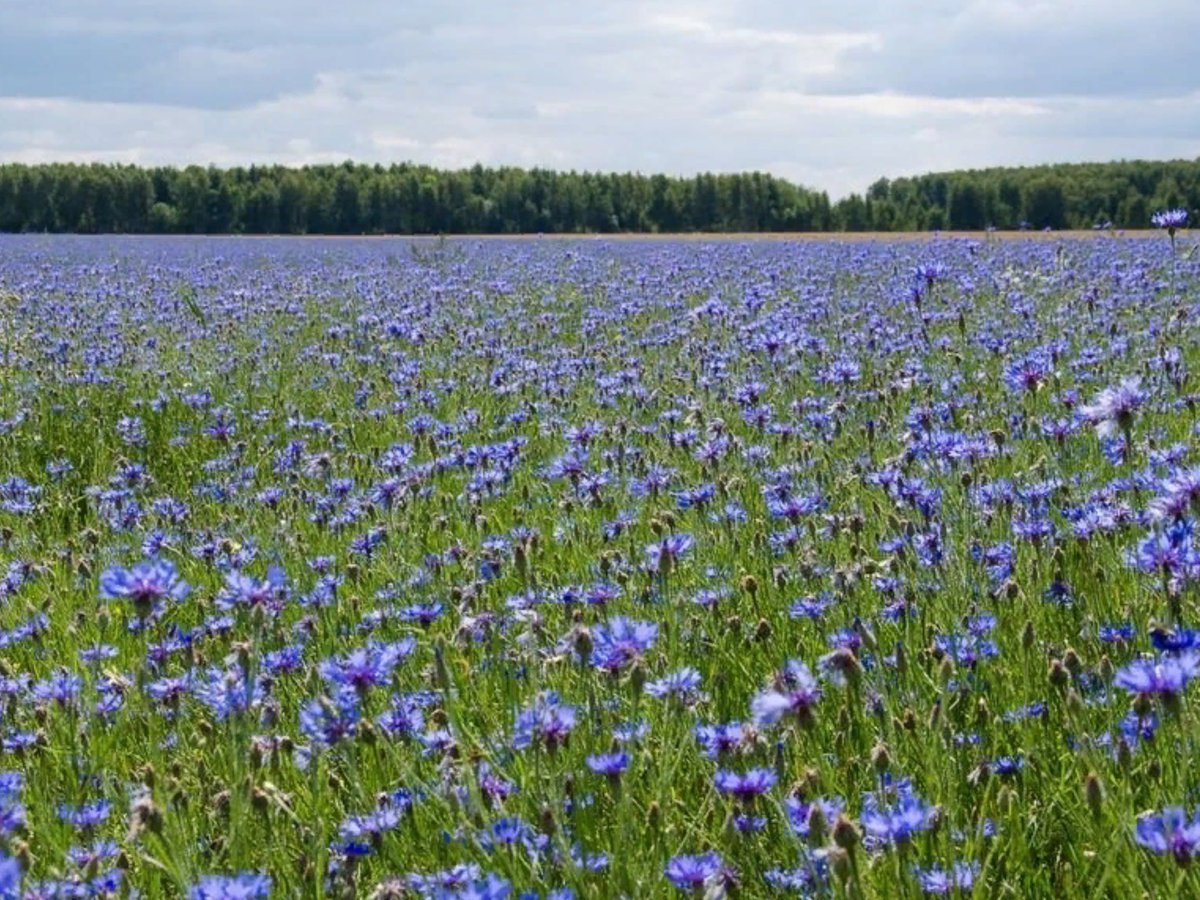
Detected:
[0,158,1196,234]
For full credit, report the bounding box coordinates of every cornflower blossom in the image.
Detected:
[300,690,362,747]
[99,559,191,616]
[187,873,272,899]
[589,617,658,672]
[644,533,695,574]
[645,668,704,704]
[860,788,935,848]
[1151,208,1188,235]
[1113,652,1200,699]
[1135,807,1200,863]
[586,751,630,778]
[57,800,112,830]
[512,692,577,751]
[1078,378,1146,438]
[751,660,823,727]
[784,797,845,839]
[665,852,730,892]
[216,567,288,612]
[319,638,416,693]
[913,862,979,894]
[714,768,777,801]
[0,853,18,899]
[694,722,750,760]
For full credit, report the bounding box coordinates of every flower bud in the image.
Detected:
[1084,772,1105,820]
[832,814,860,850]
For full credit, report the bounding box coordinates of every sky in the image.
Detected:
[2,0,1198,197]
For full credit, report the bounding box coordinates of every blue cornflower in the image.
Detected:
[784,796,845,838]
[192,668,258,720]
[790,595,833,619]
[217,567,287,612]
[694,722,749,760]
[399,602,445,627]
[585,751,630,778]
[861,789,935,848]
[0,801,25,836]
[1114,653,1200,698]
[57,800,111,830]
[31,670,83,707]
[644,534,694,574]
[1151,629,1200,653]
[407,863,482,895]
[992,756,1024,777]
[1152,208,1188,234]
[376,694,427,739]
[338,805,406,846]
[99,558,190,614]
[65,840,120,869]
[913,861,978,894]
[714,768,777,801]
[319,638,416,693]
[751,660,822,727]
[645,668,704,703]
[188,872,272,899]
[0,852,18,900]
[665,852,728,892]
[1078,378,1146,438]
[1135,807,1200,863]
[299,689,362,747]
[589,617,658,671]
[513,692,577,751]
[1098,623,1136,644]
[1003,350,1052,395]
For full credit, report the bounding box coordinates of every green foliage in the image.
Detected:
[0,158,1198,234]
[0,163,830,235]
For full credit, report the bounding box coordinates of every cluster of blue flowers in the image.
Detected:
[0,221,1194,895]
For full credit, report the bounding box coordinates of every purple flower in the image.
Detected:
[784,796,845,838]
[1135,807,1200,863]
[861,789,934,848]
[714,768,777,800]
[299,689,361,747]
[217,567,287,612]
[1152,208,1188,234]
[694,722,749,759]
[1114,653,1200,698]
[586,751,630,777]
[513,692,577,751]
[0,852,19,899]
[1003,350,1052,395]
[589,617,658,671]
[188,872,272,899]
[319,638,416,693]
[338,805,406,845]
[645,668,703,703]
[665,852,726,892]
[57,800,111,830]
[1151,629,1200,654]
[99,559,190,614]
[644,534,694,574]
[751,660,822,726]
[913,861,978,894]
[1078,378,1146,438]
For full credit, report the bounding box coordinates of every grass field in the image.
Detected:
[0,230,1196,898]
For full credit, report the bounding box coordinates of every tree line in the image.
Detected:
[0,158,1196,235]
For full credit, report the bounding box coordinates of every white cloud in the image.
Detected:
[0,0,1197,196]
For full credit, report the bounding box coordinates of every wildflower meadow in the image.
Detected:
[0,224,1197,898]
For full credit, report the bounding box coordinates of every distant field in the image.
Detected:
[127,229,1166,241]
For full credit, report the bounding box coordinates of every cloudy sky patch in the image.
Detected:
[2,0,1196,195]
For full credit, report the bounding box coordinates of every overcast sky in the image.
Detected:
[2,0,1198,196]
